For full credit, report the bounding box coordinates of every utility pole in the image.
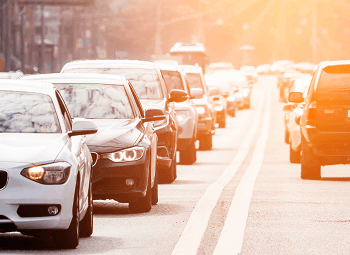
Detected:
[5,0,10,71]
[312,0,317,63]
[155,1,162,55]
[197,0,203,43]
[20,4,25,73]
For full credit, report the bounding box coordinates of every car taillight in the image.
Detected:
[306,101,317,120]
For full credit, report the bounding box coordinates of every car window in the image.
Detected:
[63,67,163,100]
[185,73,204,90]
[0,90,61,133]
[54,83,134,119]
[161,70,184,92]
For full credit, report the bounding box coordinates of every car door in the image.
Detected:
[128,82,157,184]
[55,90,91,213]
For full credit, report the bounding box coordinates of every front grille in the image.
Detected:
[0,170,8,190]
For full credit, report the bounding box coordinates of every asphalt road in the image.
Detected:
[1,76,350,255]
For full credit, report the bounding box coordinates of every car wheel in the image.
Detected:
[289,144,300,164]
[301,137,321,180]
[284,130,290,144]
[79,178,93,237]
[179,138,196,165]
[53,181,80,249]
[161,152,177,184]
[199,133,212,150]
[129,167,152,213]
[151,169,158,205]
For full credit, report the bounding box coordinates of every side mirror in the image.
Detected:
[288,92,304,103]
[143,108,166,122]
[190,88,204,99]
[283,104,293,111]
[68,119,98,137]
[168,89,188,103]
[208,87,220,96]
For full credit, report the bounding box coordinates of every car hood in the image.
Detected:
[140,99,166,110]
[85,119,143,153]
[0,133,68,167]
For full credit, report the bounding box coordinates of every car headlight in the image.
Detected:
[215,105,224,112]
[227,96,236,102]
[176,110,190,125]
[103,147,145,163]
[21,162,71,185]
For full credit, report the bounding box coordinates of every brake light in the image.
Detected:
[306,101,317,120]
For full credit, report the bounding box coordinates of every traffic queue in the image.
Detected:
[0,43,254,248]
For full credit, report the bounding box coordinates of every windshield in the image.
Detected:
[161,70,185,92]
[0,90,61,133]
[55,83,134,119]
[64,67,163,99]
[185,73,204,90]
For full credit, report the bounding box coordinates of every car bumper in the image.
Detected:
[196,117,213,136]
[0,167,75,231]
[92,156,149,203]
[302,125,350,165]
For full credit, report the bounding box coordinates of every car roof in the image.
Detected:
[20,73,126,85]
[63,59,158,70]
[0,79,54,95]
[157,63,183,72]
[319,60,350,68]
[170,42,205,53]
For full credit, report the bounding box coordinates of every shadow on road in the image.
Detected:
[0,234,122,254]
[320,177,350,182]
[93,200,187,217]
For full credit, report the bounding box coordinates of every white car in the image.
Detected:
[0,80,97,248]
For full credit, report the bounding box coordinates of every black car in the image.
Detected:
[61,60,188,183]
[20,73,163,213]
[289,61,350,180]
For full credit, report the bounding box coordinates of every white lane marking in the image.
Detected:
[213,84,271,255]
[171,85,268,255]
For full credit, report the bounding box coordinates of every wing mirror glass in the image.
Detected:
[68,119,98,137]
[288,92,304,103]
[168,89,188,103]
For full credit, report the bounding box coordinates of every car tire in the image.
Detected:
[179,138,196,165]
[199,133,212,150]
[151,169,158,205]
[161,152,177,184]
[285,130,290,144]
[79,178,93,237]
[301,137,321,180]
[289,144,300,164]
[129,168,152,213]
[53,181,80,249]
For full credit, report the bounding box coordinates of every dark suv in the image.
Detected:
[289,61,350,179]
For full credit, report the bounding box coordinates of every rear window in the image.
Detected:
[0,90,61,133]
[161,70,184,92]
[55,83,134,119]
[185,73,204,90]
[63,67,163,100]
[318,65,350,92]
